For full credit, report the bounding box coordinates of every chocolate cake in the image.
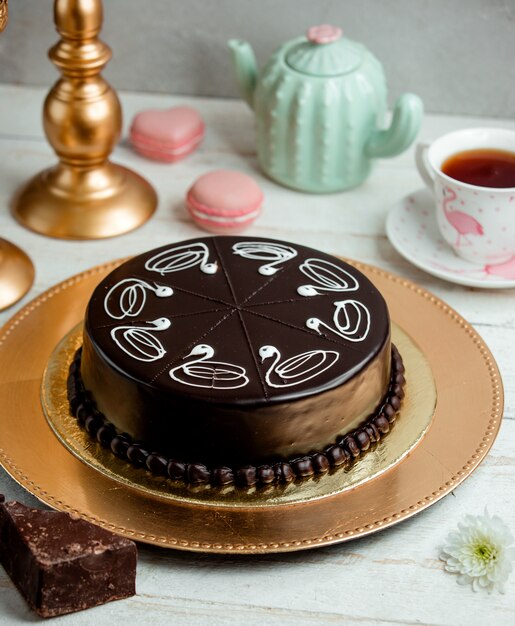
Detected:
[68,236,405,487]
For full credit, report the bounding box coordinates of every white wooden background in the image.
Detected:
[0,84,514,625]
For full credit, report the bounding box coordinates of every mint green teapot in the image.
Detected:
[229,25,423,193]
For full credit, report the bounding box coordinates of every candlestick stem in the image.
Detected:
[12,0,157,240]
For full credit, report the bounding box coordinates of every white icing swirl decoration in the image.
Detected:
[306,300,370,342]
[111,317,171,362]
[297,258,359,297]
[170,344,249,389]
[232,241,297,275]
[145,242,218,276]
[259,346,339,388]
[104,278,173,320]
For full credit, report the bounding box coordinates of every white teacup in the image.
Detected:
[416,128,515,265]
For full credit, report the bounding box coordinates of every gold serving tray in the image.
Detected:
[0,259,503,553]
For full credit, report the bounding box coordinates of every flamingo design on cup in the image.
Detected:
[442,187,484,248]
[416,128,515,264]
[169,344,249,389]
[259,345,339,388]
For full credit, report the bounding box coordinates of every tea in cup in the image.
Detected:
[416,127,515,264]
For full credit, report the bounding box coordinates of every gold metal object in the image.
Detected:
[42,322,436,507]
[11,0,157,240]
[0,239,35,311]
[0,259,504,553]
[0,1,35,310]
[0,0,8,32]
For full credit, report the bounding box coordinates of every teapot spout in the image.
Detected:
[365,93,423,159]
[228,39,258,110]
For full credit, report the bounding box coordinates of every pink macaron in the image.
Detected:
[186,170,263,234]
[129,106,204,162]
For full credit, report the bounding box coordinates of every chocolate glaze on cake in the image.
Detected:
[68,345,405,486]
[79,236,394,472]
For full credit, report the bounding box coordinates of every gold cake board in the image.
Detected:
[42,322,435,506]
[0,259,503,553]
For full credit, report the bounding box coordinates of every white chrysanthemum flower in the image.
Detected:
[440,510,515,593]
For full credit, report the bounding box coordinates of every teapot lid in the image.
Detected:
[285,25,363,77]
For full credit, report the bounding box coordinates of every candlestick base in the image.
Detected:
[12,162,157,240]
[0,239,35,311]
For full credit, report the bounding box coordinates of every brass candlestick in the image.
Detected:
[0,0,35,311]
[12,0,157,240]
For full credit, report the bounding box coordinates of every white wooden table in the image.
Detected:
[1,84,514,626]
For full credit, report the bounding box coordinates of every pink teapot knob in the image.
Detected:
[307,24,342,45]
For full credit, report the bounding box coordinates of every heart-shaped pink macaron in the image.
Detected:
[129,107,204,163]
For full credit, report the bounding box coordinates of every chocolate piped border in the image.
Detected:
[66,345,405,488]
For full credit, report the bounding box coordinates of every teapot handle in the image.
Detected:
[365,93,423,159]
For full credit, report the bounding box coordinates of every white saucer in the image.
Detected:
[386,189,515,289]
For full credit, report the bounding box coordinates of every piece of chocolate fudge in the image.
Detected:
[0,495,137,618]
